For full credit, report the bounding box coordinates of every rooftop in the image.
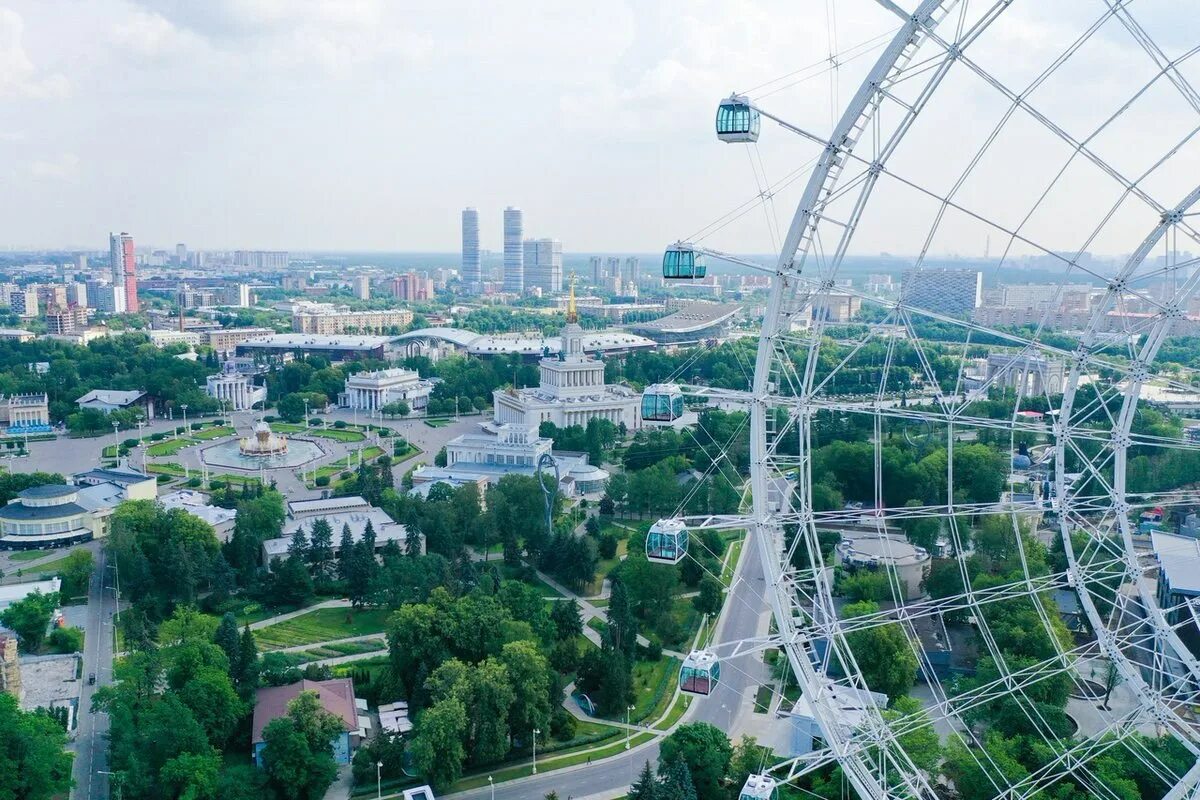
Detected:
[392,326,656,356]
[835,530,930,568]
[252,679,357,744]
[1153,530,1200,594]
[627,302,741,335]
[18,484,76,500]
[76,389,146,407]
[239,334,393,350]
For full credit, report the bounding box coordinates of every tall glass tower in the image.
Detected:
[503,207,524,294]
[461,207,481,292]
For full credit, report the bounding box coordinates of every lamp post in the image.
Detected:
[626,705,634,749]
[98,770,123,800]
[111,422,120,461]
[181,404,188,433]
[304,398,310,429]
[488,776,494,800]
[136,421,147,469]
[532,727,541,774]
[376,761,383,799]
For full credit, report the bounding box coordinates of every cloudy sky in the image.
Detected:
[1,1,1197,257]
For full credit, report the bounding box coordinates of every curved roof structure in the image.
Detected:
[627,302,741,336]
[391,327,656,357]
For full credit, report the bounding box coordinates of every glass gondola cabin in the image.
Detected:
[739,775,778,800]
[680,649,720,696]
[646,518,689,564]
[716,94,760,143]
[642,384,685,423]
[663,246,706,280]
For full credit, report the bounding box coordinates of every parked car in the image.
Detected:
[88,673,96,685]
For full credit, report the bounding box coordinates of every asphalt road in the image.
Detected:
[444,528,770,800]
[71,546,117,800]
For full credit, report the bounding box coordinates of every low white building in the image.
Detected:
[75,389,155,419]
[261,496,423,566]
[446,424,551,468]
[159,490,237,540]
[339,368,433,413]
[206,364,267,411]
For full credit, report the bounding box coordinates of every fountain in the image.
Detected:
[240,421,289,457]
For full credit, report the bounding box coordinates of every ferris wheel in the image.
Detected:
[640,2,1200,798]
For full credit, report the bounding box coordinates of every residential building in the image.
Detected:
[175,243,186,266]
[523,238,563,294]
[261,496,422,565]
[492,286,639,429]
[282,274,307,291]
[203,327,274,355]
[0,393,50,433]
[339,368,432,412]
[389,273,435,302]
[236,251,289,269]
[75,389,155,419]
[9,289,38,318]
[86,280,118,313]
[350,275,370,300]
[503,207,523,294]
[0,329,34,343]
[900,268,981,316]
[110,232,138,313]
[214,284,252,307]
[147,330,202,348]
[462,207,481,292]
[292,308,413,335]
[48,304,88,335]
[606,257,621,284]
[65,281,87,307]
[36,285,66,309]
[589,256,603,283]
[625,257,640,285]
[206,364,267,411]
[252,679,362,766]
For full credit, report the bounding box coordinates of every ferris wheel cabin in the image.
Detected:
[646,518,689,564]
[680,649,720,696]
[641,384,685,423]
[739,775,778,800]
[662,246,706,280]
[716,94,760,143]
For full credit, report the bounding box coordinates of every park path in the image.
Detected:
[249,599,350,630]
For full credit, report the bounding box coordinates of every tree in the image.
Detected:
[629,760,662,800]
[345,541,376,608]
[214,612,242,682]
[882,696,940,774]
[0,590,58,652]
[0,693,73,800]
[410,697,468,789]
[337,523,354,582]
[657,723,732,800]
[261,690,345,800]
[693,576,723,617]
[468,658,514,765]
[658,756,699,800]
[237,625,260,697]
[271,554,315,608]
[606,579,638,657]
[550,598,583,641]
[843,600,918,701]
[307,517,334,584]
[499,640,551,742]
[288,525,310,562]
[56,548,94,598]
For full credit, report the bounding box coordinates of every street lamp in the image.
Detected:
[111,422,120,461]
[531,728,541,774]
[488,776,494,800]
[98,770,123,800]
[626,705,635,749]
[376,761,383,799]
[304,398,310,429]
[181,404,189,433]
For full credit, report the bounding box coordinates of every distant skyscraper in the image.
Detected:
[175,243,187,266]
[461,207,481,292]
[503,207,524,294]
[589,256,603,284]
[606,257,620,285]
[523,239,563,294]
[624,257,640,285]
[109,232,137,313]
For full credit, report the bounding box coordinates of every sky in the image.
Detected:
[1,1,1198,258]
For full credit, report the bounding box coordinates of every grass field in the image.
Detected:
[146,438,193,457]
[584,537,627,595]
[627,656,679,722]
[424,419,450,428]
[297,638,385,661]
[146,462,186,476]
[753,684,773,713]
[190,426,235,441]
[254,607,392,650]
[9,549,49,562]
[19,552,76,578]
[307,428,366,443]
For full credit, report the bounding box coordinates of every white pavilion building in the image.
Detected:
[492,281,639,430]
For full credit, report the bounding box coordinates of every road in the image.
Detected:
[444,527,771,800]
[71,546,118,800]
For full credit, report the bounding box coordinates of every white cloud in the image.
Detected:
[0,7,68,99]
[29,152,78,179]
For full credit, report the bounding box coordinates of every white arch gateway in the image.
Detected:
[654,2,1200,798]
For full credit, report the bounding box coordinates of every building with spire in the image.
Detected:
[491,276,640,429]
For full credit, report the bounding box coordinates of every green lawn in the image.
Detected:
[391,444,420,461]
[9,549,49,562]
[424,419,450,428]
[499,563,566,598]
[254,607,393,650]
[720,537,745,583]
[309,447,386,483]
[307,428,366,443]
[229,600,310,627]
[653,692,692,730]
[443,732,653,793]
[18,552,76,578]
[190,426,235,441]
[298,638,386,661]
[753,684,773,713]
[627,656,679,723]
[269,423,306,433]
[146,462,186,476]
[584,537,627,595]
[146,438,194,457]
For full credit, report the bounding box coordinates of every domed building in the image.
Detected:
[0,485,106,550]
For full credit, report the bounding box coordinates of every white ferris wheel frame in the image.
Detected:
[666,1,1200,798]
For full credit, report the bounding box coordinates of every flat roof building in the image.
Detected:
[339,368,432,413]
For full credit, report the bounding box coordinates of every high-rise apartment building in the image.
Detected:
[235,251,289,269]
[589,256,603,284]
[9,290,38,318]
[86,280,117,313]
[389,273,435,302]
[900,268,982,316]
[624,257,641,285]
[503,207,524,294]
[36,285,67,310]
[175,243,187,266]
[523,239,563,294]
[109,232,138,313]
[462,208,481,293]
[65,282,88,308]
[606,257,621,284]
[352,275,371,300]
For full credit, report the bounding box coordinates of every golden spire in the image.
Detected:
[566,272,578,324]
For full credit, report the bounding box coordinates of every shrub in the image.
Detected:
[550,707,577,741]
[212,419,225,426]
[186,477,203,488]
[264,415,277,422]
[333,420,347,429]
[122,438,139,448]
[209,480,226,490]
[598,533,618,560]
[175,427,186,435]
[315,475,331,487]
[340,471,352,481]
[308,418,322,427]
[48,626,83,654]
[156,475,172,484]
[150,433,165,441]
[378,428,392,438]
[190,422,203,430]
